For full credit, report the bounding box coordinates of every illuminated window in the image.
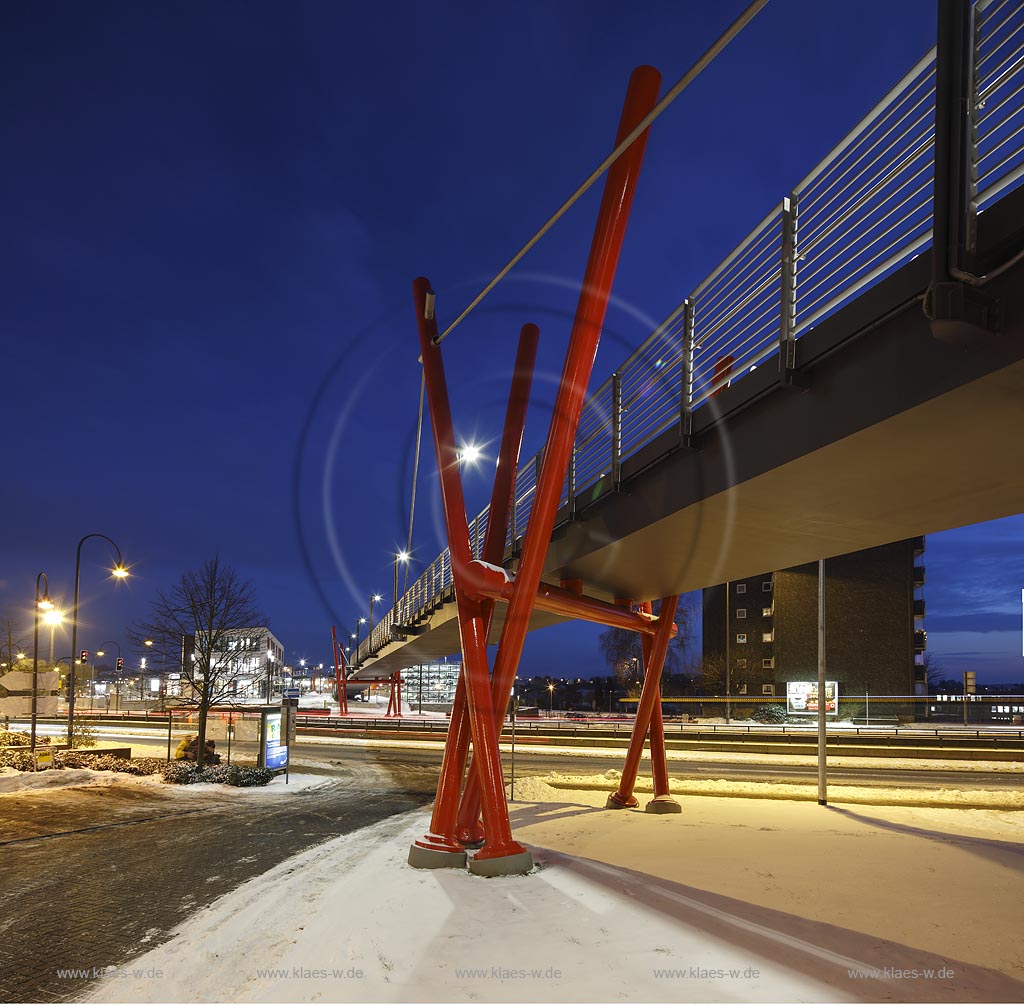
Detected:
[762,632,774,643]
[736,634,747,644]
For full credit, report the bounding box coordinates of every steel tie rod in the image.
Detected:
[432,0,771,347]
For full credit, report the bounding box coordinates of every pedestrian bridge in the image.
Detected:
[351,1,1024,678]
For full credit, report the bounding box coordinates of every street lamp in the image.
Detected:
[42,607,64,668]
[67,533,128,747]
[95,641,121,710]
[369,594,382,635]
[547,682,556,716]
[30,573,53,750]
[393,550,410,614]
[458,442,482,466]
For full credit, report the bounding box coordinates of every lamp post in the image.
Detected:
[30,573,55,750]
[548,682,556,716]
[67,534,128,747]
[369,594,382,635]
[95,641,121,711]
[393,551,410,617]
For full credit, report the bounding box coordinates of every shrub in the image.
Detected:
[750,703,789,724]
[162,761,202,785]
[199,764,234,784]
[0,748,36,770]
[0,729,50,747]
[229,766,273,787]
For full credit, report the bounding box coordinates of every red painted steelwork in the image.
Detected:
[331,625,348,715]
[609,594,679,807]
[711,354,735,398]
[445,324,541,846]
[458,65,662,838]
[411,276,526,862]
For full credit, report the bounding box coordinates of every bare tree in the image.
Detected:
[920,652,945,691]
[598,597,695,689]
[0,618,29,674]
[695,652,727,696]
[131,557,266,767]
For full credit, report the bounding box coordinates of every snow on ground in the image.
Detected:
[88,777,1024,1004]
[0,767,329,797]
[0,766,164,794]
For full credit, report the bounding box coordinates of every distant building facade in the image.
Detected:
[207,626,285,699]
[702,538,926,699]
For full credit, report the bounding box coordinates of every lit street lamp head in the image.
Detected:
[111,566,129,579]
[42,609,64,626]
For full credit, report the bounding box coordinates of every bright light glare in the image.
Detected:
[397,550,411,563]
[459,443,482,465]
[144,640,154,646]
[358,617,366,625]
[37,598,54,611]
[43,609,64,626]
[16,652,26,660]
[372,594,382,603]
[111,566,129,579]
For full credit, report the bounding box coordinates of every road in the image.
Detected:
[57,725,1023,792]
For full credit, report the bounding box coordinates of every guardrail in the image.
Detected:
[358,0,1024,666]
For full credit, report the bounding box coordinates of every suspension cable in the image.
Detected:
[404,368,426,592]
[434,0,770,346]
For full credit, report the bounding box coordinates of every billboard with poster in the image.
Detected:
[786,680,839,715]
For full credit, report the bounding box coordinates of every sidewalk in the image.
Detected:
[87,775,1024,1004]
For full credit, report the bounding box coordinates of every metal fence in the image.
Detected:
[358,1,1024,665]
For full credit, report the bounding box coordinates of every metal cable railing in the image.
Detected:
[357,1,1024,665]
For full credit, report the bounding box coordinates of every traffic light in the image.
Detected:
[116,657,124,672]
[80,649,88,663]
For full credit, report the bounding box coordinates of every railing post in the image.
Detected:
[567,442,577,518]
[509,473,518,553]
[929,0,998,341]
[611,371,622,490]
[965,2,981,256]
[779,195,806,388]
[679,298,694,447]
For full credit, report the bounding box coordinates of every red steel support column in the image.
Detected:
[459,64,662,837]
[607,594,679,809]
[331,626,348,715]
[408,278,531,875]
[448,324,540,845]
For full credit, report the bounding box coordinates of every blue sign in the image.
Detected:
[283,688,300,699]
[265,741,288,771]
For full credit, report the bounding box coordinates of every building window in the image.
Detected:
[762,658,774,669]
[735,584,746,594]
[762,606,773,617]
[736,658,747,668]
[762,683,775,695]
[762,632,774,643]
[736,608,747,619]
[736,634,747,644]
[762,580,773,592]
[737,683,748,695]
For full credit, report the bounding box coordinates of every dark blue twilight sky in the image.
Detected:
[3,1,1022,684]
